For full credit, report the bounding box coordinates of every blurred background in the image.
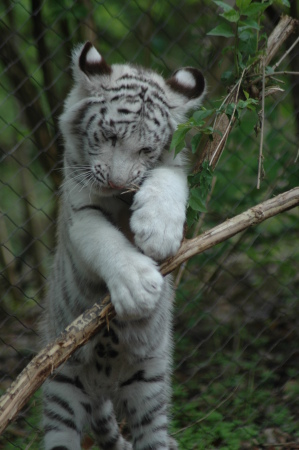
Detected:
[0,1,298,449]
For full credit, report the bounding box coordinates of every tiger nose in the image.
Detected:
[108,180,124,189]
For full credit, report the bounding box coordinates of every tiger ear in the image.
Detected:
[166,67,205,103]
[73,42,112,78]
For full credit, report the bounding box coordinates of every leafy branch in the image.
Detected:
[170,3,298,225]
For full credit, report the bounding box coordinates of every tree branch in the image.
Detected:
[0,186,298,435]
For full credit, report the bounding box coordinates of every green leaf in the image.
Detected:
[202,126,214,135]
[170,126,190,154]
[237,98,258,111]
[207,22,234,38]
[188,187,208,213]
[239,19,261,31]
[193,109,214,124]
[243,90,250,99]
[225,102,236,117]
[186,207,199,228]
[213,1,234,12]
[238,33,258,58]
[242,2,271,17]
[238,30,253,42]
[174,135,187,156]
[187,162,213,226]
[220,9,240,23]
[275,0,290,6]
[236,0,252,10]
[221,70,235,84]
[266,66,275,75]
[191,133,202,154]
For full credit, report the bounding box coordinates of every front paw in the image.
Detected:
[130,188,185,261]
[107,253,163,319]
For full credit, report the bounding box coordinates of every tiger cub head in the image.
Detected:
[60,42,205,195]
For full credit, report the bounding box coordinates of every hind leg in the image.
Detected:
[91,397,132,450]
[43,368,91,450]
[119,360,177,450]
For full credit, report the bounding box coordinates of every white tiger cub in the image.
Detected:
[42,42,205,450]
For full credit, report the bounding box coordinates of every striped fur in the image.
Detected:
[42,42,205,449]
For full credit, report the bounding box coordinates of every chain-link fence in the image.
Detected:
[1,1,298,449]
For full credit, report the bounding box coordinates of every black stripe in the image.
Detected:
[44,424,60,433]
[121,370,165,387]
[92,413,115,435]
[117,108,132,114]
[101,432,120,450]
[153,423,168,433]
[140,402,166,426]
[117,74,166,95]
[86,113,97,130]
[46,394,74,416]
[120,370,144,387]
[81,402,92,415]
[50,373,85,392]
[131,401,166,429]
[95,342,119,359]
[103,326,119,344]
[44,409,78,431]
[96,361,103,372]
[95,343,105,357]
[107,348,119,358]
[139,443,167,450]
[133,431,144,444]
[50,447,69,450]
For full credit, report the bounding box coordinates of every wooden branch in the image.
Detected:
[160,187,299,274]
[0,186,298,435]
[265,15,298,67]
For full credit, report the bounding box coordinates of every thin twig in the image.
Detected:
[273,35,299,70]
[249,70,299,87]
[257,57,266,190]
[210,68,246,167]
[273,70,299,76]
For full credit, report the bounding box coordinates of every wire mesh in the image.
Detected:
[0,1,298,449]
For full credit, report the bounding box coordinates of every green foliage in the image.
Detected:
[170,0,294,226]
[172,306,299,447]
[187,162,213,225]
[208,0,290,77]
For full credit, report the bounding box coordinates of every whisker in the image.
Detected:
[61,170,96,196]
